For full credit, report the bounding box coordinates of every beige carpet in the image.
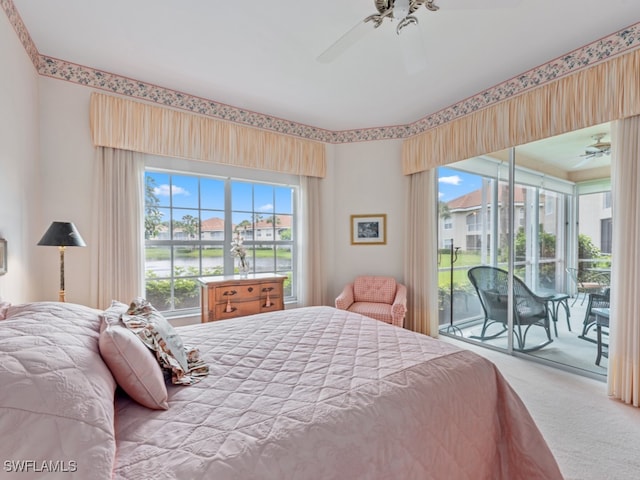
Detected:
[443,337,640,480]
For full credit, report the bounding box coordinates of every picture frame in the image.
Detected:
[351,214,386,245]
[0,238,6,275]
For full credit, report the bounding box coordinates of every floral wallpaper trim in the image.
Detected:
[1,0,40,70]
[3,0,639,144]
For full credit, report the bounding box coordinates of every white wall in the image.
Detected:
[0,13,40,302]
[37,78,96,304]
[328,139,407,302]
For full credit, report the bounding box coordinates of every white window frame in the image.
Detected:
[144,156,299,316]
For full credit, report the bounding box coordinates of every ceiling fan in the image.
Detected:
[317,0,521,64]
[573,133,611,169]
[317,0,436,64]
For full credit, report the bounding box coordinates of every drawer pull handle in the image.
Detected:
[263,287,274,307]
[223,290,237,296]
[225,297,236,313]
[248,287,254,292]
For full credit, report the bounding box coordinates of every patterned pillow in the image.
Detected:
[121,297,209,385]
[99,320,169,410]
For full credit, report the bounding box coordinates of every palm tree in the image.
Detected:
[439,201,451,220]
[145,176,163,239]
[265,215,281,225]
[178,214,199,241]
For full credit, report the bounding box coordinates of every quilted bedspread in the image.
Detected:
[0,302,117,480]
[113,306,562,479]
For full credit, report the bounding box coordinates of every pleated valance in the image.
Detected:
[90,93,326,178]
[402,48,640,175]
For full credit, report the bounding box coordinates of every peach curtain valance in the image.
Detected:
[89,93,326,178]
[402,48,640,175]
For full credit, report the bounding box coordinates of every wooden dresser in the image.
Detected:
[198,274,287,323]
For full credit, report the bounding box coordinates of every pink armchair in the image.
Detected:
[335,276,407,328]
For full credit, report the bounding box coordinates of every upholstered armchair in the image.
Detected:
[335,276,407,327]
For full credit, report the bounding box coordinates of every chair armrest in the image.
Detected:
[391,283,407,326]
[335,283,355,310]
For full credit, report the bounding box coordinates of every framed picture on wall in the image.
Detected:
[351,214,386,245]
[0,238,6,275]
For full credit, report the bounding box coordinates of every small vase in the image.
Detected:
[238,258,250,278]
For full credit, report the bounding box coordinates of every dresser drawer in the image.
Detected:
[214,299,261,320]
[214,283,260,302]
[199,274,287,323]
[260,297,283,313]
[259,282,282,297]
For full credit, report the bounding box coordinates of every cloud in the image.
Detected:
[439,175,462,185]
[258,203,274,212]
[438,192,444,198]
[154,184,190,197]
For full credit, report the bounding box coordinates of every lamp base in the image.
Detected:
[59,290,66,303]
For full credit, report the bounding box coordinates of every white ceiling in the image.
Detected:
[11,0,640,132]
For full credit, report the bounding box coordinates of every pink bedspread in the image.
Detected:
[113,306,562,479]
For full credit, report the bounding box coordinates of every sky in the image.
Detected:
[147,169,478,217]
[437,167,483,203]
[146,171,293,224]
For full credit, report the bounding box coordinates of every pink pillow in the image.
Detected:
[0,300,10,319]
[99,320,169,410]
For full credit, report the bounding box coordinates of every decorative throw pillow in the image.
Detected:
[99,319,169,410]
[121,297,209,385]
[101,300,129,325]
[0,300,10,320]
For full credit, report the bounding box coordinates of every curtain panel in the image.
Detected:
[298,175,326,307]
[91,147,145,309]
[608,116,640,407]
[89,93,326,178]
[404,169,439,336]
[402,48,640,174]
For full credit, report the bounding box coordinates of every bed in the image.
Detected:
[0,301,563,479]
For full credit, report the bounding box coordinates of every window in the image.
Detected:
[601,218,612,254]
[443,218,453,230]
[603,191,612,209]
[144,171,296,314]
[466,212,481,232]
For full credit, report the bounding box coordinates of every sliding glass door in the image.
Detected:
[437,158,512,350]
[438,123,612,377]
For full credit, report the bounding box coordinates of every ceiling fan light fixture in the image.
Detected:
[393,0,411,19]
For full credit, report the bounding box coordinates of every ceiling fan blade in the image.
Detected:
[317,19,374,63]
[398,21,428,74]
[438,0,523,10]
[573,156,594,169]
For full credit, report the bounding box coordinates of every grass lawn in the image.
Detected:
[146,246,291,261]
[438,251,483,289]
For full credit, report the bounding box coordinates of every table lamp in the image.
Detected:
[38,222,86,302]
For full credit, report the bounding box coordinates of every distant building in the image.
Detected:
[155,215,292,242]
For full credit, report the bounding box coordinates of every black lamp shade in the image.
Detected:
[38,222,87,247]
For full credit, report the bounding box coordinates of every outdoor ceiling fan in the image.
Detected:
[573,133,611,169]
[317,0,521,64]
